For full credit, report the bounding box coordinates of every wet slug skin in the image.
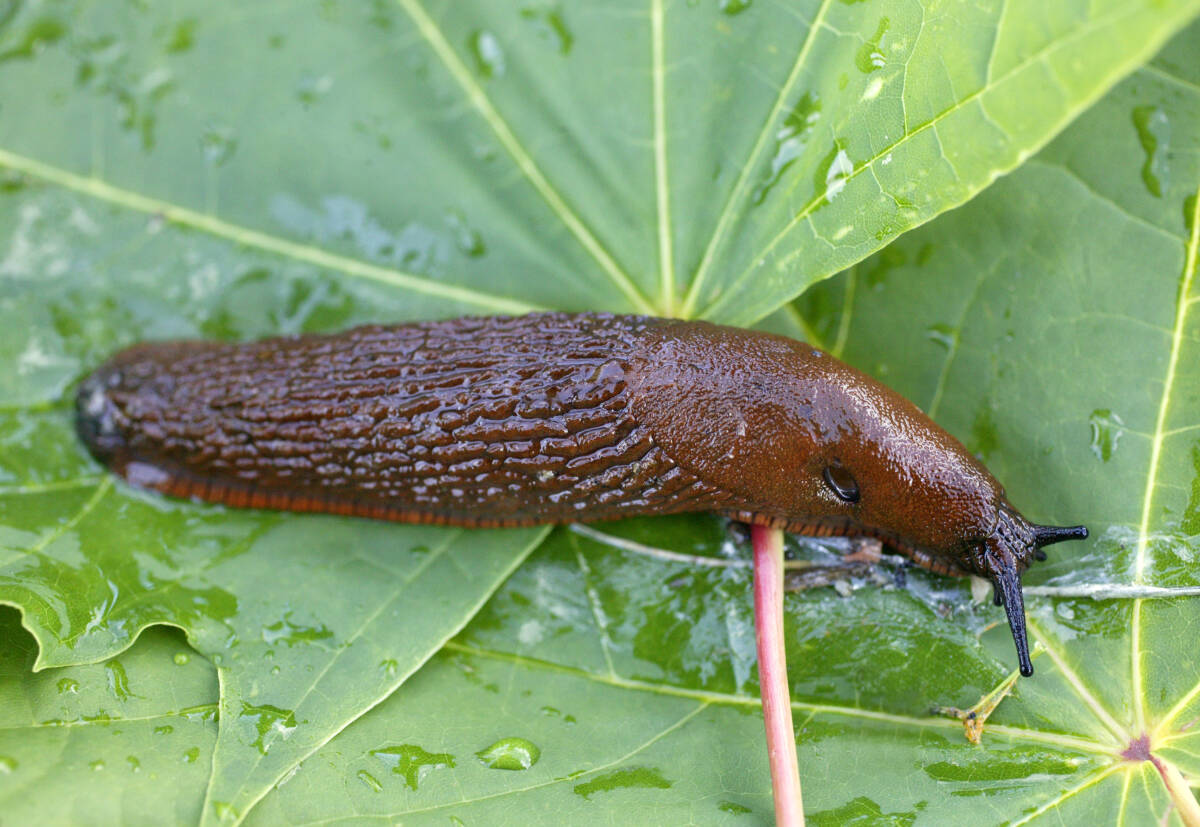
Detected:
[75,312,1087,676]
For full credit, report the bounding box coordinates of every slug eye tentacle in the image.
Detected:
[1032,524,1089,547]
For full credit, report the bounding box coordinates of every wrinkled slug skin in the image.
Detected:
[77,314,730,527]
[75,312,1006,572]
[78,312,1087,675]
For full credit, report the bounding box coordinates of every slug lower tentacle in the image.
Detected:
[75,312,1087,676]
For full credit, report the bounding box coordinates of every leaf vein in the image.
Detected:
[1010,764,1128,827]
[680,0,836,318]
[443,641,1115,755]
[1028,616,1129,744]
[703,2,1146,321]
[651,0,675,315]
[304,702,711,823]
[393,0,654,314]
[0,149,536,315]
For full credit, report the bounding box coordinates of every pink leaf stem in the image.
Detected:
[752,524,804,826]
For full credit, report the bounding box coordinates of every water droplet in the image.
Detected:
[370,744,456,791]
[184,746,200,763]
[201,126,237,166]
[212,802,238,822]
[519,7,573,54]
[296,73,333,105]
[261,614,333,647]
[105,660,132,702]
[719,0,751,14]
[468,30,505,78]
[445,210,486,257]
[0,756,16,774]
[174,651,191,665]
[357,769,383,792]
[573,766,672,799]
[1089,409,1125,462]
[353,116,393,150]
[90,759,106,772]
[861,76,884,101]
[240,703,298,755]
[275,765,299,789]
[855,18,890,73]
[126,755,141,773]
[926,324,956,351]
[114,67,175,151]
[718,800,753,814]
[180,704,219,723]
[57,677,79,694]
[379,658,399,677]
[476,737,541,771]
[1131,106,1169,198]
[155,724,174,736]
[813,143,852,204]
[753,93,821,204]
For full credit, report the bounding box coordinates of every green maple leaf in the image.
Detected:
[1,1,1198,823]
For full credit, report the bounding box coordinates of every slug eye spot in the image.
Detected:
[822,464,860,503]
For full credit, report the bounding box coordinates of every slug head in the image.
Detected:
[629,320,1089,677]
[801,409,1089,677]
[966,508,1088,676]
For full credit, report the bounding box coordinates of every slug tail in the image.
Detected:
[995,566,1034,677]
[75,365,126,467]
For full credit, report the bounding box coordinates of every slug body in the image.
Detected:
[76,313,1087,676]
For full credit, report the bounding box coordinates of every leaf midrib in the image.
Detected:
[443,641,1117,757]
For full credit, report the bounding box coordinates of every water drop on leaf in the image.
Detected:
[468,31,505,78]
[476,737,541,770]
[1088,409,1125,462]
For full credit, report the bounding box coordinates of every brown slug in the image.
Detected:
[75,312,1087,676]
